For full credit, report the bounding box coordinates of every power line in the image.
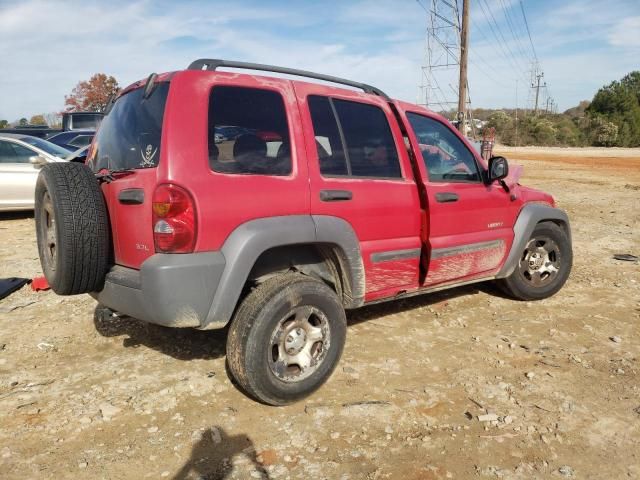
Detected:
[469,23,529,84]
[497,0,533,63]
[478,0,528,73]
[519,0,538,63]
[476,0,527,78]
[468,47,513,88]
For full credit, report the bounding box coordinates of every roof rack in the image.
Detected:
[187,59,390,99]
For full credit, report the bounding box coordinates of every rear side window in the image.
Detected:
[308,96,402,179]
[0,141,33,163]
[91,82,169,171]
[208,86,291,176]
[68,135,93,148]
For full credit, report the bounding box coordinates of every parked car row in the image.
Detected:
[0,133,88,211]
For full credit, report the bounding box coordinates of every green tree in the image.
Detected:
[590,117,619,146]
[587,71,640,147]
[19,117,28,126]
[486,111,512,131]
[0,120,9,129]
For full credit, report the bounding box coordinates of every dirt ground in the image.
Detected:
[1,147,639,480]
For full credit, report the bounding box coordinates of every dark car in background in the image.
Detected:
[46,130,94,151]
[0,112,104,139]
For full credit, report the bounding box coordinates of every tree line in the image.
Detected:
[2,71,640,148]
[477,71,640,147]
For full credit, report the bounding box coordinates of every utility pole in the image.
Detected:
[515,79,519,148]
[533,71,544,115]
[457,0,469,134]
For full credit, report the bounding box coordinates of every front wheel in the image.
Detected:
[226,274,347,406]
[498,221,572,300]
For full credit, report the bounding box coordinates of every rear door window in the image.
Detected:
[308,96,402,178]
[90,83,169,171]
[208,86,291,176]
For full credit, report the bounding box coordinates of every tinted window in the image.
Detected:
[308,96,401,178]
[91,83,169,171]
[208,86,291,176]
[19,136,70,158]
[407,113,481,182]
[307,96,348,175]
[46,132,74,143]
[68,135,93,147]
[0,141,34,163]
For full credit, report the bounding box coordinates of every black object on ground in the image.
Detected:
[0,278,30,301]
[613,254,638,262]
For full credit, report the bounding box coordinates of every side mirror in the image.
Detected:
[487,156,508,182]
[29,155,47,167]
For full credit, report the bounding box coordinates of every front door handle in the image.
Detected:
[435,192,459,203]
[320,189,353,202]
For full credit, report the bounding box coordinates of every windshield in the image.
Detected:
[90,82,169,171]
[20,136,71,158]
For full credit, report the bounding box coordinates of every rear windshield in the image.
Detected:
[91,82,169,171]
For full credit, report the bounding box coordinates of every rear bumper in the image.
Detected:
[91,252,225,328]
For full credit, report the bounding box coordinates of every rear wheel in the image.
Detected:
[34,162,110,295]
[226,273,346,406]
[498,221,572,300]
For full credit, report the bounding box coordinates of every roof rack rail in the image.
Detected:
[187,59,390,99]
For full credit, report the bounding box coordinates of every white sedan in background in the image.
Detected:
[0,133,71,211]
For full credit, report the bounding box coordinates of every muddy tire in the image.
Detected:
[34,162,110,295]
[226,273,347,406]
[498,221,572,301]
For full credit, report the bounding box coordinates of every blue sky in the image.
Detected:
[0,0,638,121]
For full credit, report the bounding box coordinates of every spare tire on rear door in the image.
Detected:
[35,162,110,295]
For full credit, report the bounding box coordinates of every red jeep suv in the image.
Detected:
[34,59,572,405]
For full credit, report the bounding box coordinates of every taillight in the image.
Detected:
[152,184,197,253]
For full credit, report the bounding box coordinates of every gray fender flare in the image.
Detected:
[496,203,572,278]
[202,215,364,329]
[313,215,365,309]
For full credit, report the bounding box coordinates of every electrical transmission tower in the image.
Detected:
[417,0,471,119]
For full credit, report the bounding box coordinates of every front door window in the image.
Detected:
[406,113,481,183]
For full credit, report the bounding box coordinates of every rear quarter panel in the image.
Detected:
[162,71,311,252]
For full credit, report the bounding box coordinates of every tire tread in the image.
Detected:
[35,162,110,295]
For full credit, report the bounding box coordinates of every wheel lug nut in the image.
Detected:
[286,335,293,342]
[296,328,302,334]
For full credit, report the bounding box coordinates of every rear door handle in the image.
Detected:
[320,189,353,202]
[435,192,459,203]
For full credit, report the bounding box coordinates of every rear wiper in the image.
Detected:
[95,168,135,184]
